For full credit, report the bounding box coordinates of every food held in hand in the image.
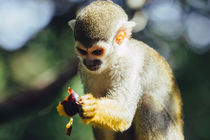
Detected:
[57,88,80,116]
[56,87,80,136]
[66,117,73,136]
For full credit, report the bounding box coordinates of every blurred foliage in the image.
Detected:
[0,22,91,140]
[0,0,210,140]
[0,74,94,140]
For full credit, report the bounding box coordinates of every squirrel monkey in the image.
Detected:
[68,1,184,140]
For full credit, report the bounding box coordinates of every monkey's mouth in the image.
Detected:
[83,59,102,71]
[86,65,101,71]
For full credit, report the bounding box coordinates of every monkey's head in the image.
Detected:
[69,1,135,72]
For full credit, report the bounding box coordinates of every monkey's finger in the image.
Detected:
[77,98,97,107]
[78,104,97,118]
[80,94,94,100]
[82,111,96,118]
[77,100,95,106]
[82,99,97,105]
[82,104,98,112]
[78,109,95,119]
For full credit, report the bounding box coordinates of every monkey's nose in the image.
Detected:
[83,59,102,71]
[83,59,102,66]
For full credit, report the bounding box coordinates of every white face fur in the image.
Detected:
[74,40,113,72]
[70,19,136,73]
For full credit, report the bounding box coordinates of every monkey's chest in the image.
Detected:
[83,73,112,98]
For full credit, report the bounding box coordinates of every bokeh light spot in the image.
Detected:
[185,12,210,53]
[0,0,55,51]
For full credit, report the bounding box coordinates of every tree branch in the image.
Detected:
[0,59,79,123]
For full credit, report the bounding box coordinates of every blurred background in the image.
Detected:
[0,0,209,140]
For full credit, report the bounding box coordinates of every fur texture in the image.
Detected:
[79,39,184,140]
[74,0,128,47]
[70,1,184,140]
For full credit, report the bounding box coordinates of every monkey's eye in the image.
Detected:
[76,47,87,55]
[92,49,104,56]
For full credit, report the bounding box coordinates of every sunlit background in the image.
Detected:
[0,0,210,140]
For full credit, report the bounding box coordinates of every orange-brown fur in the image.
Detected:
[77,40,184,140]
[68,1,184,140]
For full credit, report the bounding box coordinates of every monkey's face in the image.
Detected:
[75,41,112,72]
[69,1,136,72]
[73,21,136,72]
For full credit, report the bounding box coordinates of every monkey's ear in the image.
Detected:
[68,19,76,31]
[115,21,136,45]
[121,21,136,33]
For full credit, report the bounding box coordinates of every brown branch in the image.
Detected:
[0,59,79,123]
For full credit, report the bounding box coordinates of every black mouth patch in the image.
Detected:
[83,59,102,71]
[86,65,101,71]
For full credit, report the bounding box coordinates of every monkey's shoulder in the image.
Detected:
[130,38,173,75]
[129,38,163,60]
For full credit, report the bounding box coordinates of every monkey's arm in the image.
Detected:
[78,71,141,132]
[78,95,133,132]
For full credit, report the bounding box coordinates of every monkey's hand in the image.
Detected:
[77,94,98,120]
[77,94,131,132]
